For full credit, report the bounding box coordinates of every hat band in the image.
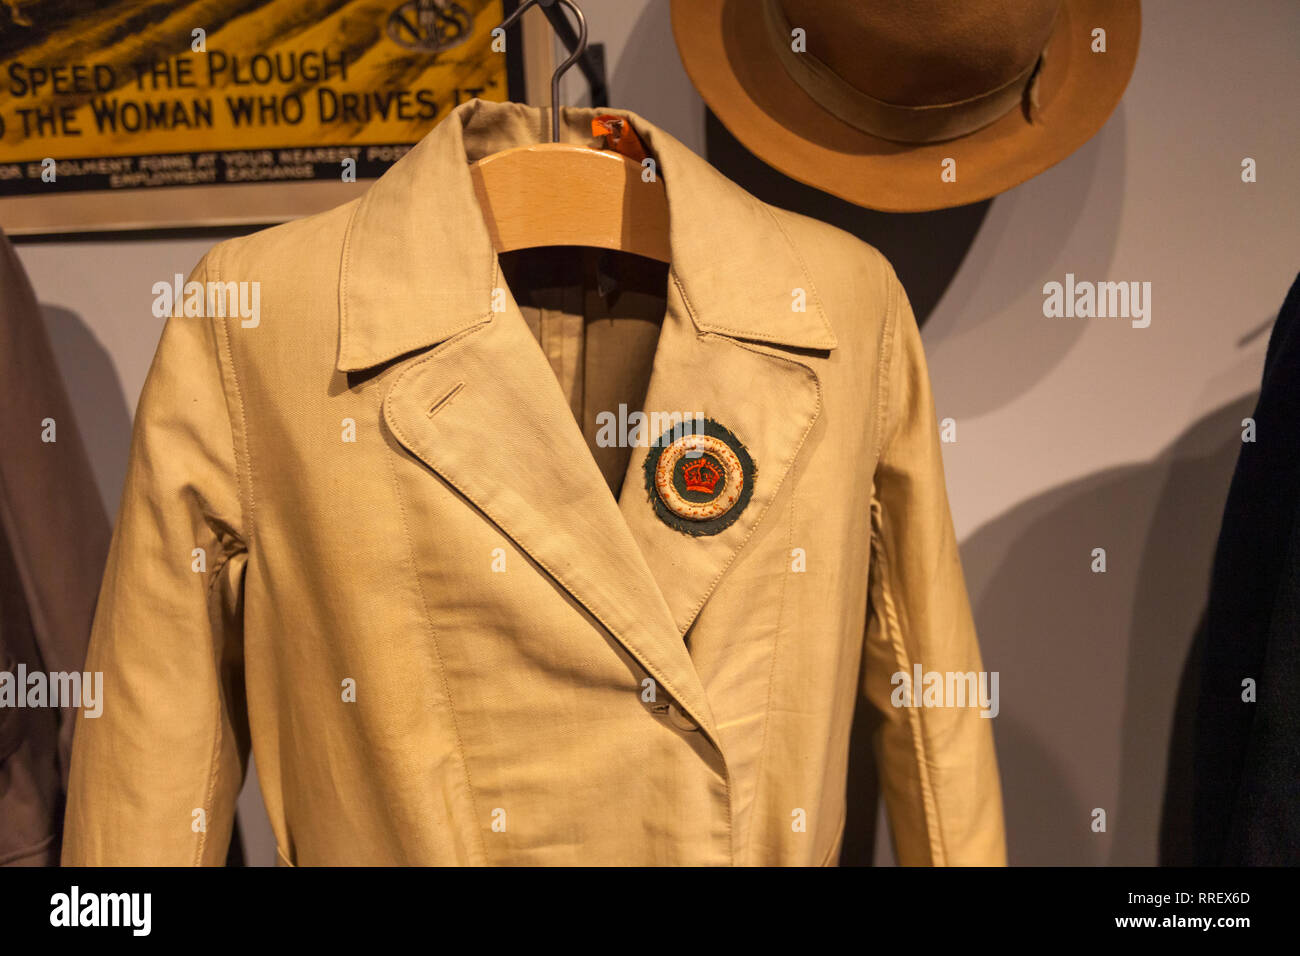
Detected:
[761,0,1049,145]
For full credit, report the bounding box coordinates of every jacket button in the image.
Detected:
[666,702,699,733]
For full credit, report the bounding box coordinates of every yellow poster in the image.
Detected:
[0,0,515,200]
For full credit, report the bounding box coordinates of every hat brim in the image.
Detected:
[671,0,1141,212]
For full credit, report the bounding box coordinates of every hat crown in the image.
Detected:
[777,0,1061,107]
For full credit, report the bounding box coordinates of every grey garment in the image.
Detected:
[0,229,110,865]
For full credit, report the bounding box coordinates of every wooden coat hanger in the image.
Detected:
[469,0,670,264]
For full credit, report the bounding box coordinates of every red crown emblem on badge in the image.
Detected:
[682,456,723,495]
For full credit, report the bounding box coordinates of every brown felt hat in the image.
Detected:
[670,0,1141,212]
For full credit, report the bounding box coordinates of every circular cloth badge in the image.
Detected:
[644,418,756,536]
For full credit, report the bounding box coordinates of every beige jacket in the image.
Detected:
[63,99,1005,866]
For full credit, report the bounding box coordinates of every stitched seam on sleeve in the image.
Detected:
[198,247,250,866]
[194,689,223,865]
[872,272,900,464]
[870,502,947,866]
[209,247,255,548]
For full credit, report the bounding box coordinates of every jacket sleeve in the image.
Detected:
[861,271,1006,866]
[63,252,250,865]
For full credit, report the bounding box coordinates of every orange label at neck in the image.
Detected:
[592,114,648,163]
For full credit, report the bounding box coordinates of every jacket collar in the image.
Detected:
[337,98,836,372]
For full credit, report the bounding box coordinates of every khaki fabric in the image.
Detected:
[62,99,1005,866]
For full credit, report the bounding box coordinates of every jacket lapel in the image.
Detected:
[613,111,835,635]
[616,276,824,636]
[338,98,840,735]
[381,276,719,740]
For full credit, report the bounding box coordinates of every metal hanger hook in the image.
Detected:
[496,0,588,143]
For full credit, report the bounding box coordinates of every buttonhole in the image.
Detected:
[428,381,466,418]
